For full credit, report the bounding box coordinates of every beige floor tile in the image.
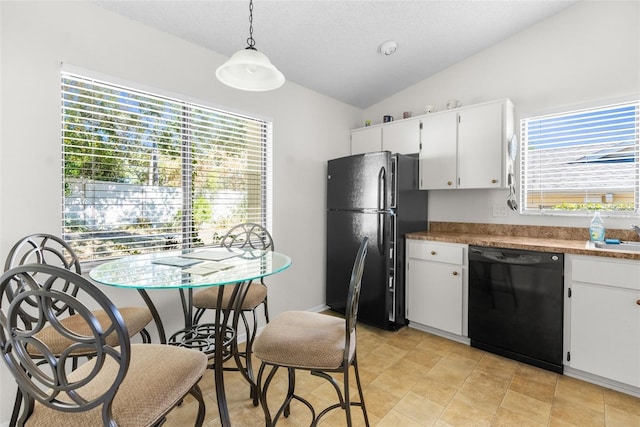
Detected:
[439,398,494,427]
[509,368,557,404]
[425,361,473,389]
[376,409,426,427]
[551,395,605,427]
[402,346,443,370]
[555,375,605,413]
[604,388,640,416]
[456,370,510,414]
[370,365,421,398]
[474,352,519,381]
[412,376,459,407]
[360,383,403,420]
[491,407,547,427]
[500,389,552,424]
[393,390,446,425]
[605,404,640,427]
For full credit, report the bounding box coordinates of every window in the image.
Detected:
[62,73,272,262]
[520,100,640,215]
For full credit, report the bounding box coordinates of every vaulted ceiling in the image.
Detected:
[95,0,578,108]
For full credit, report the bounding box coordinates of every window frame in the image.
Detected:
[61,70,273,263]
[519,98,640,217]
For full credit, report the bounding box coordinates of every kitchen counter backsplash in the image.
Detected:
[407,222,640,260]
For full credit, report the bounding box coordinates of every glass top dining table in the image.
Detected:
[89,247,291,427]
[89,247,291,290]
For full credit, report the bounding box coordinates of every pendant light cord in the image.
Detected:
[246,0,256,51]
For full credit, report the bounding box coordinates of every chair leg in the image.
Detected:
[352,355,370,427]
[189,383,206,427]
[9,388,21,427]
[257,362,276,427]
[343,363,352,427]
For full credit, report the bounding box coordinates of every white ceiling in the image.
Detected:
[94,0,578,108]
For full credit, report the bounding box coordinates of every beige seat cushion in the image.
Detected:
[192,282,267,311]
[29,307,152,357]
[25,344,208,427]
[253,311,355,370]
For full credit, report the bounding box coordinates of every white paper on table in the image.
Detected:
[181,249,239,261]
[151,257,203,267]
[183,262,233,276]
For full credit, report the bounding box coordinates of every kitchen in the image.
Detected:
[1,0,639,425]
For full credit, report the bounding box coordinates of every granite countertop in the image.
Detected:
[407,222,640,261]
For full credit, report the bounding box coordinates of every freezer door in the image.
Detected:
[326,210,392,329]
[327,152,391,211]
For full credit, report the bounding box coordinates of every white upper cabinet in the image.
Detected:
[350,126,382,155]
[419,99,514,190]
[350,119,420,156]
[382,118,421,155]
[419,112,458,189]
[457,100,512,189]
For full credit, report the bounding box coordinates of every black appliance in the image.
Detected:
[468,246,564,373]
[326,151,428,330]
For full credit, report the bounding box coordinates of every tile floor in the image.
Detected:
[165,320,640,426]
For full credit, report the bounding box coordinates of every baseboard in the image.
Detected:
[407,321,470,345]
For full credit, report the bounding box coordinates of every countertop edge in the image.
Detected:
[407,231,640,261]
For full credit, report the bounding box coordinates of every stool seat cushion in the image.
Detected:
[253,311,355,370]
[193,283,267,310]
[28,307,152,357]
[25,344,207,427]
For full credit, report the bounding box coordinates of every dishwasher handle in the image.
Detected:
[469,246,562,267]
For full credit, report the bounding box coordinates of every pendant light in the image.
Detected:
[216,0,285,91]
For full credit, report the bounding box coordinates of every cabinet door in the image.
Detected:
[382,119,420,154]
[457,101,505,189]
[570,282,640,387]
[351,127,382,155]
[419,112,458,189]
[407,258,463,335]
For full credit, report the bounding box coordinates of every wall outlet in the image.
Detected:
[493,204,507,217]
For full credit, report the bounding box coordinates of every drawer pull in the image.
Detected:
[637,300,640,306]
[430,251,437,255]
[452,271,459,276]
[491,179,498,184]
[447,181,453,186]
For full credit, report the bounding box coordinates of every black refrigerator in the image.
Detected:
[326,151,428,330]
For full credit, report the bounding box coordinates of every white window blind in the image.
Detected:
[520,100,640,215]
[62,73,272,262]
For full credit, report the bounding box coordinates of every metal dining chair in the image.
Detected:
[191,223,273,403]
[253,237,369,426]
[0,263,208,426]
[4,233,154,426]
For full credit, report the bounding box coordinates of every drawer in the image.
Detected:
[407,240,464,265]
[571,256,640,290]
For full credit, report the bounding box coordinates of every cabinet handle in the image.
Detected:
[452,271,459,276]
[430,251,437,255]
[447,181,453,186]
[491,179,498,184]
[637,300,640,306]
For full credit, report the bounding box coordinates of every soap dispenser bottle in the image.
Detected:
[589,212,606,242]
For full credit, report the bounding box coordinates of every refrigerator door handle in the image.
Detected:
[378,166,387,212]
[377,167,387,254]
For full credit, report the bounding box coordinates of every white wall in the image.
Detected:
[364,0,640,231]
[0,1,360,423]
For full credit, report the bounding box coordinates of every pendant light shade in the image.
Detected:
[216,0,285,91]
[216,48,285,91]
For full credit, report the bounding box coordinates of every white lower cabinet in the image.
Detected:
[406,240,467,337]
[566,255,640,388]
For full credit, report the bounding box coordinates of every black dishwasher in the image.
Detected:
[468,246,564,373]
